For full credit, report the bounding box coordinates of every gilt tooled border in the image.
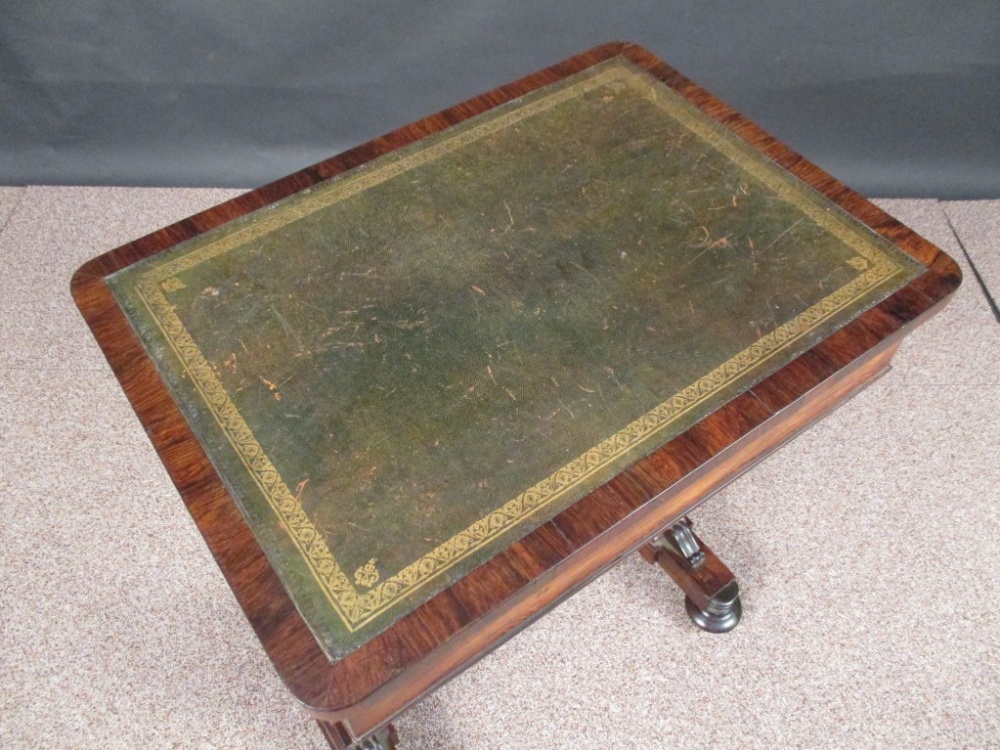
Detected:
[129,59,909,633]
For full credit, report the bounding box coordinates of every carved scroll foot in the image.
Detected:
[351,725,398,750]
[684,581,742,633]
[318,721,398,750]
[639,517,742,634]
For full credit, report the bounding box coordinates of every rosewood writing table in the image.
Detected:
[72,43,960,749]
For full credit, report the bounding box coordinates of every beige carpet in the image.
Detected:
[1,188,998,749]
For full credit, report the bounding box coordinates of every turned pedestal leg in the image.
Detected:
[639,517,742,633]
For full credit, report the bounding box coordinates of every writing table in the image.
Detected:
[72,42,961,749]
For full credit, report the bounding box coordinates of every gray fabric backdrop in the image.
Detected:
[1,1,997,197]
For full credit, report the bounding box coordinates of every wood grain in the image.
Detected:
[72,41,960,745]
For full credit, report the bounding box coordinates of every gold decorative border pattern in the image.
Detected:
[128,59,910,632]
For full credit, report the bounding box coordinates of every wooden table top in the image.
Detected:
[73,42,960,739]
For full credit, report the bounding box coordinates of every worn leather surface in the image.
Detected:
[109,59,923,659]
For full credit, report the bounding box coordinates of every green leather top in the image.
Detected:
[109,57,923,659]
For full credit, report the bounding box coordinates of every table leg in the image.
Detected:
[638,517,742,633]
[317,720,399,750]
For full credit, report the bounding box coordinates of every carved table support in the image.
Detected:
[639,517,742,633]
[317,721,398,750]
